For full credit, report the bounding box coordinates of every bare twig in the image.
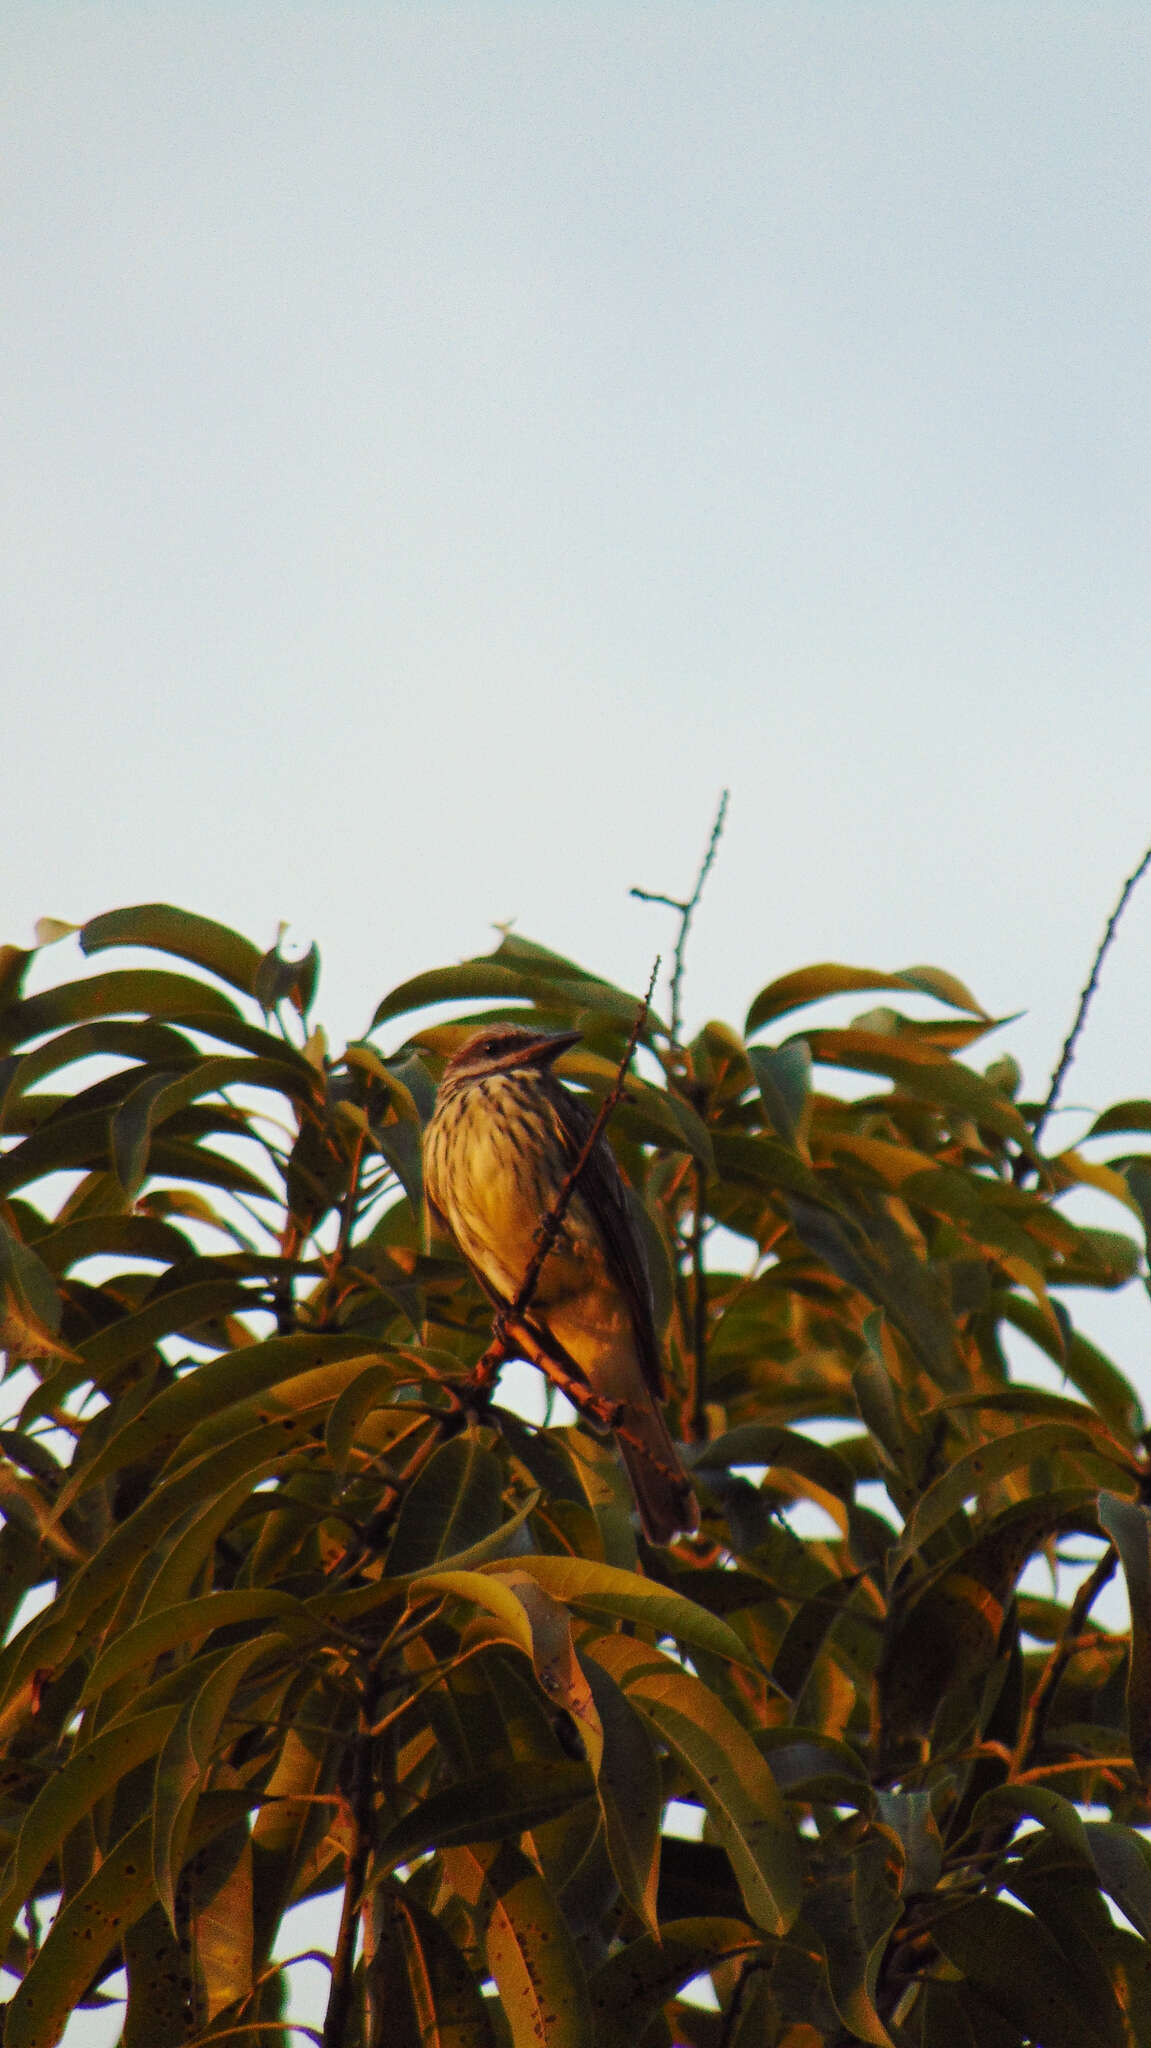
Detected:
[1020,838,1151,1176]
[632,790,729,1045]
[467,959,660,1397]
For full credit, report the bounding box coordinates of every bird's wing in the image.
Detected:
[546,1082,667,1401]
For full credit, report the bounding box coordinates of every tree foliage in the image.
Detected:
[1,903,1151,2045]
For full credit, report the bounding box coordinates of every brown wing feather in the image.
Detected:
[542,1076,666,1401]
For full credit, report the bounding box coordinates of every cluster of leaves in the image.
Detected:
[1,905,1151,2045]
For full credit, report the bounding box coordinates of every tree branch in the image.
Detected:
[631,789,729,1046]
[1020,837,1151,1176]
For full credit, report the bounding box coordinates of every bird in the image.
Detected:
[423,1023,700,1544]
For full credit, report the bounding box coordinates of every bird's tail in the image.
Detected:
[614,1398,700,1545]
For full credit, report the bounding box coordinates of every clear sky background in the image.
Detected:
[2,8,1150,2037]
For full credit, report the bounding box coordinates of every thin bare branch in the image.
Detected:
[632,789,729,1044]
[1023,837,1151,1171]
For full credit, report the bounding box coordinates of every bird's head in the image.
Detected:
[440,1024,581,1085]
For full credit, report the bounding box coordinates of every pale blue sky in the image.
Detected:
[3,11,1150,2036]
[4,2,1149,1110]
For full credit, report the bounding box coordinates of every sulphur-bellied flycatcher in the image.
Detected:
[423,1025,699,1544]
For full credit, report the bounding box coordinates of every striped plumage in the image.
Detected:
[424,1025,699,1544]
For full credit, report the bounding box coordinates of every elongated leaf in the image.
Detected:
[803,1835,901,2047]
[387,1438,507,1576]
[80,1589,314,1706]
[371,1878,500,2048]
[804,1030,1031,1145]
[478,1554,763,1672]
[589,1917,761,2047]
[931,1894,1118,2048]
[153,1635,291,1929]
[580,1651,663,1932]
[770,1573,861,1702]
[0,1705,181,1938]
[0,1433,304,1722]
[81,903,262,996]
[971,1782,1092,1861]
[586,1633,801,1935]
[746,963,986,1033]
[373,954,656,1035]
[53,1334,383,1506]
[899,1422,1125,1561]
[1098,1491,1151,1779]
[748,1040,811,1147]
[439,1839,593,2048]
[996,1292,1143,1439]
[1085,1820,1151,1939]
[692,1423,854,1500]
[187,1813,254,2021]
[0,969,239,1054]
[4,1792,252,2048]
[378,1761,594,1869]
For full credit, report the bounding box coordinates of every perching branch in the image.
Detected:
[467,959,660,1397]
[631,789,729,1046]
[1021,836,1151,1175]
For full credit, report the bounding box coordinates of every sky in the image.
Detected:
[2,7,1150,2035]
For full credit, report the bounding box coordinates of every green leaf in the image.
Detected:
[1098,1491,1151,1779]
[0,968,239,1054]
[377,1762,594,1869]
[54,1334,384,1506]
[770,1573,861,1703]
[1088,1100,1151,1138]
[153,1636,291,1930]
[81,904,262,997]
[930,1893,1119,2048]
[804,1030,1031,1146]
[588,1918,761,2047]
[439,1839,594,2048]
[802,1835,901,2046]
[373,956,657,1036]
[479,1554,764,1672]
[692,1422,855,1500]
[579,1651,663,1933]
[747,1040,811,1146]
[970,1782,1093,1861]
[79,1590,314,1707]
[372,1878,500,2048]
[746,962,987,1034]
[387,1438,508,1576]
[994,1293,1143,1440]
[1085,1820,1151,1939]
[899,1422,1124,1561]
[4,1792,251,2048]
[0,1705,181,1940]
[586,1633,801,1935]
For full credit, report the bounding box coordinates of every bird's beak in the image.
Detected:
[532,1029,582,1067]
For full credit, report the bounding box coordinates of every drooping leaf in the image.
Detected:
[387,1437,507,1576]
[588,1918,761,2048]
[586,1633,802,1936]
[439,1839,594,2048]
[746,963,987,1034]
[81,903,263,996]
[1098,1490,1151,1779]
